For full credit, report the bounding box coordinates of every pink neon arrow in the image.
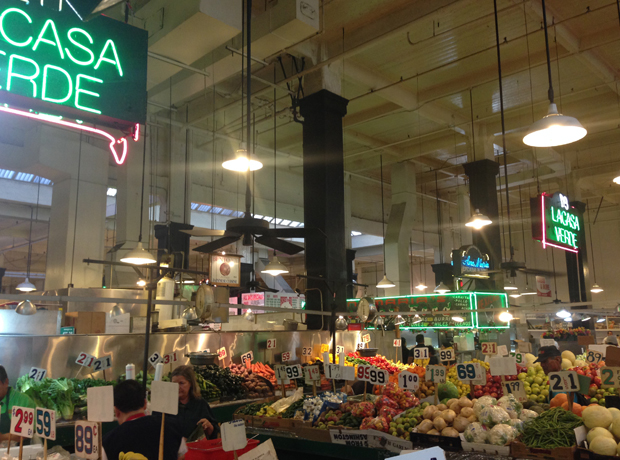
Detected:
[0,105,133,165]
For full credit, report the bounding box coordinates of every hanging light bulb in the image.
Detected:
[591,283,603,293]
[137,279,146,287]
[509,292,522,298]
[556,309,571,319]
[16,278,36,292]
[499,311,514,322]
[120,242,157,265]
[181,307,198,321]
[394,315,406,325]
[465,209,492,230]
[415,282,427,291]
[504,279,518,291]
[15,299,36,315]
[377,275,396,289]
[244,308,255,322]
[613,175,620,185]
[335,316,348,331]
[109,304,125,317]
[261,256,289,276]
[523,103,586,147]
[222,144,263,172]
[434,281,450,294]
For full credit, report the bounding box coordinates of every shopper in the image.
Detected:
[604,331,618,346]
[533,346,562,374]
[170,366,219,439]
[102,380,186,460]
[428,347,439,365]
[0,365,35,443]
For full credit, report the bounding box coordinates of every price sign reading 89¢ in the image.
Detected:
[586,350,604,364]
[35,408,56,440]
[426,365,446,384]
[398,372,419,391]
[75,421,99,459]
[10,406,34,438]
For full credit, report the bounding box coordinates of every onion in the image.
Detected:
[459,396,473,408]
[442,409,456,424]
[423,405,438,420]
[442,427,460,437]
[460,407,475,418]
[453,416,470,433]
[417,419,434,434]
[434,417,448,431]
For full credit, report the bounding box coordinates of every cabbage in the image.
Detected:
[463,422,488,443]
[503,418,525,433]
[498,394,522,417]
[479,405,510,428]
[473,395,497,417]
[487,424,518,446]
[519,409,539,424]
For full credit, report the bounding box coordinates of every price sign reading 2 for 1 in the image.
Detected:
[548,371,579,392]
[357,365,388,385]
[600,367,620,388]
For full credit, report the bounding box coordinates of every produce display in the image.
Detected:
[229,362,275,398]
[195,372,221,400]
[194,365,245,400]
[345,352,408,374]
[520,407,581,448]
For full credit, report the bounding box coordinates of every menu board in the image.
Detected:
[475,293,510,329]
[210,254,241,287]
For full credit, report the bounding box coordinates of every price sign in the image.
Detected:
[540,338,556,347]
[217,347,227,360]
[489,357,517,376]
[502,380,527,402]
[600,367,620,388]
[497,345,508,356]
[304,365,320,383]
[426,365,446,384]
[518,341,532,353]
[398,372,419,391]
[456,363,485,383]
[510,352,524,364]
[74,421,99,459]
[336,345,345,354]
[267,338,277,349]
[76,352,96,368]
[29,367,47,381]
[325,363,342,380]
[302,346,313,357]
[148,351,163,367]
[92,356,112,372]
[439,349,454,362]
[10,406,34,438]
[274,365,290,384]
[393,339,402,347]
[361,334,371,343]
[282,351,292,362]
[548,371,579,392]
[356,342,365,350]
[586,349,604,364]
[285,364,303,380]
[356,365,387,385]
[35,408,56,440]
[241,351,254,364]
[481,342,497,355]
[413,347,429,360]
[163,352,178,365]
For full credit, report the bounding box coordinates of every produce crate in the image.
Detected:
[295,426,333,443]
[576,447,617,460]
[408,432,462,452]
[511,441,577,460]
[252,416,297,431]
[461,441,510,456]
[232,407,253,427]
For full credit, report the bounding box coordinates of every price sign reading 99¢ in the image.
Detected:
[398,372,419,391]
[10,406,34,438]
[426,365,446,384]
[548,371,579,392]
[456,363,485,384]
[600,367,620,388]
[481,342,497,355]
[35,408,56,440]
[439,349,455,362]
[285,364,303,380]
[357,365,388,385]
[74,422,99,459]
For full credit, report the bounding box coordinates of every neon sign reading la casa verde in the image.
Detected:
[0,0,147,164]
[531,192,582,253]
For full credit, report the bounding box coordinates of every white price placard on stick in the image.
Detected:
[241,351,254,364]
[481,342,497,355]
[600,367,620,388]
[35,408,56,440]
[29,367,47,381]
[266,338,277,349]
[456,363,485,385]
[302,346,313,357]
[439,349,454,362]
[489,357,517,376]
[74,422,99,459]
[426,365,446,383]
[548,371,579,392]
[586,349,604,364]
[92,356,112,372]
[221,420,248,452]
[151,381,180,415]
[282,351,292,362]
[304,365,320,383]
[413,347,429,360]
[148,351,163,367]
[10,406,34,438]
[325,363,342,380]
[76,352,96,368]
[87,386,114,422]
[285,364,303,380]
[502,380,527,402]
[398,372,419,391]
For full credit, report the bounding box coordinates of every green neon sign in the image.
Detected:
[0,1,146,129]
[532,192,581,254]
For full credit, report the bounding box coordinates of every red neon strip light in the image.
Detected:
[133,123,140,142]
[540,193,579,253]
[0,105,130,165]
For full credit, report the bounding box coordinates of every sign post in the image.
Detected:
[151,381,180,460]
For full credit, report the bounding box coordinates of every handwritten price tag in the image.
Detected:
[600,367,620,388]
[217,347,227,360]
[304,365,320,383]
[76,352,96,368]
[518,342,532,353]
[74,421,99,459]
[302,346,313,357]
[426,365,446,384]
[357,365,388,385]
[456,363,485,384]
[282,351,292,362]
[163,352,178,365]
[548,371,579,392]
[503,380,527,402]
[439,349,454,362]
[241,351,254,364]
[361,334,371,343]
[285,364,303,380]
[398,372,419,391]
[481,342,497,355]
[540,338,556,347]
[29,367,47,381]
[274,365,291,384]
[35,408,56,440]
[393,339,402,347]
[586,349,604,364]
[356,342,365,350]
[10,406,34,438]
[267,338,277,349]
[93,356,112,372]
[336,345,345,354]
[148,352,163,367]
[413,347,429,360]
[489,357,517,376]
[510,352,524,364]
[325,363,342,380]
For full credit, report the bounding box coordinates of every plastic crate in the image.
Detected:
[186,438,259,460]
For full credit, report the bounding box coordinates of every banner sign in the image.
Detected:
[452,245,491,278]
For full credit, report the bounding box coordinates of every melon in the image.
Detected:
[525,353,536,365]
[612,422,620,439]
[590,437,617,456]
[617,441,620,456]
[583,405,614,429]
[575,359,587,368]
[587,427,614,444]
[561,359,573,370]
[562,350,576,364]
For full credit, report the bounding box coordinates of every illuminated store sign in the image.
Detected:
[531,192,581,253]
[0,1,147,164]
[452,245,490,278]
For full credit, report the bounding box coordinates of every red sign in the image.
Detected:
[536,276,552,297]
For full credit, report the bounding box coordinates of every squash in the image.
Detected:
[589,437,617,456]
[587,427,614,444]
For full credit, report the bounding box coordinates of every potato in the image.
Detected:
[417,419,434,434]
[442,427,459,437]
[434,417,448,432]
[427,429,440,435]
[458,396,473,408]
[447,398,459,407]
[449,401,461,414]
[423,405,438,420]
[453,416,470,433]
[442,409,456,424]
[437,404,448,411]
[467,415,477,423]
[460,407,474,418]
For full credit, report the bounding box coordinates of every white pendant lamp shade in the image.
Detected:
[556,309,571,319]
[395,315,405,325]
[613,175,620,185]
[465,209,492,230]
[222,147,263,172]
[521,285,537,295]
[15,299,36,315]
[376,275,395,289]
[504,279,518,291]
[591,283,604,293]
[120,242,156,265]
[523,103,586,147]
[109,304,125,317]
[434,281,450,294]
[261,257,289,276]
[16,278,36,292]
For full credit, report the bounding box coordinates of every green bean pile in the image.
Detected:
[521,407,584,449]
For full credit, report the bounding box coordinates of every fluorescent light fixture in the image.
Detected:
[597,317,606,323]
[120,242,157,265]
[582,316,591,321]
[434,281,450,294]
[499,311,513,322]
[376,275,396,289]
[452,316,465,323]
[261,257,289,276]
[16,278,36,292]
[465,209,492,230]
[254,215,263,219]
[182,279,196,284]
[222,146,263,172]
[556,309,571,319]
[521,285,537,295]
[290,221,301,227]
[509,292,521,298]
[523,103,586,147]
[351,231,362,236]
[107,187,117,197]
[591,283,604,293]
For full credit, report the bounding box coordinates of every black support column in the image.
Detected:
[463,159,502,290]
[565,201,590,304]
[299,90,349,330]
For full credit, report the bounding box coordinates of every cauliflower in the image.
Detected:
[487,424,518,446]
[464,422,488,444]
[479,405,510,428]
[519,409,539,424]
[473,395,497,417]
[503,418,525,433]
[498,395,522,417]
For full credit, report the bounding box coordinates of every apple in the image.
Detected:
[526,377,534,384]
[534,377,543,385]
[491,392,498,398]
[518,373,527,381]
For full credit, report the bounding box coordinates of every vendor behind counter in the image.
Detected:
[0,365,35,443]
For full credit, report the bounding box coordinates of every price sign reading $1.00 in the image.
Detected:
[398,371,419,391]
[35,408,56,440]
[426,365,446,384]
[74,421,99,459]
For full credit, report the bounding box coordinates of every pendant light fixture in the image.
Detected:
[15,299,36,315]
[416,182,428,291]
[121,130,156,265]
[499,311,513,322]
[222,144,263,172]
[433,171,450,294]
[376,155,395,289]
[262,65,288,278]
[504,278,518,291]
[16,204,36,292]
[522,0,586,147]
[109,303,126,317]
[434,281,450,294]
[465,209,492,230]
[587,198,603,293]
